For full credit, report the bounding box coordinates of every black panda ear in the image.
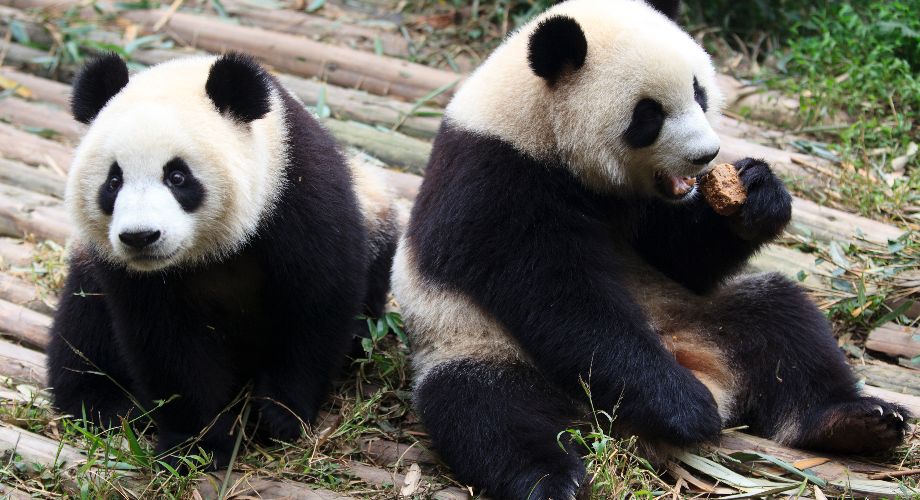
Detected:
[71,53,129,124]
[645,0,680,21]
[206,53,272,123]
[527,16,587,84]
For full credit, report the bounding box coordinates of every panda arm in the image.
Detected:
[47,252,137,427]
[634,158,792,293]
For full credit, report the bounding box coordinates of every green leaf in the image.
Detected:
[211,0,229,18]
[873,300,915,328]
[9,20,30,44]
[828,241,851,270]
[306,0,325,12]
[122,421,150,468]
[361,337,373,354]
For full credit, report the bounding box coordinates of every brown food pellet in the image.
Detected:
[701,163,747,216]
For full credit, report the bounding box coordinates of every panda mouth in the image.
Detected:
[654,171,697,200]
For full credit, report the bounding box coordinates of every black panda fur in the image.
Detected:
[47,53,397,469]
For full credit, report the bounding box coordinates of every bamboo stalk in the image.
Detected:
[0,272,56,314]
[0,182,70,243]
[0,66,71,107]
[123,9,461,105]
[220,0,409,57]
[866,323,920,360]
[0,237,35,269]
[0,95,83,143]
[0,122,72,171]
[0,338,46,385]
[0,298,51,348]
[0,157,67,198]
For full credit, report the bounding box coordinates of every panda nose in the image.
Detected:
[119,230,161,249]
[691,148,720,165]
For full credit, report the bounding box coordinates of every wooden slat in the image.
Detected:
[0,122,72,171]
[0,272,56,314]
[0,338,46,385]
[0,237,35,269]
[0,157,66,198]
[853,362,920,396]
[0,182,70,243]
[866,323,920,360]
[123,9,461,105]
[0,298,51,348]
[221,0,409,57]
[0,66,71,107]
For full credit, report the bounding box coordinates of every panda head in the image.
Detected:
[67,53,288,272]
[446,0,722,201]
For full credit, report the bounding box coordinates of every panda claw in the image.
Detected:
[895,412,904,421]
[875,405,884,416]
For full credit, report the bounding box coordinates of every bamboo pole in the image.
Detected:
[220,0,409,57]
[122,10,462,105]
[0,158,67,198]
[0,182,70,243]
[0,122,72,171]
[866,323,920,360]
[0,298,51,348]
[0,272,56,314]
[0,338,46,385]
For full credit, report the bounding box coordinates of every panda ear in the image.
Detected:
[206,53,272,123]
[527,16,587,84]
[71,53,129,124]
[645,0,680,21]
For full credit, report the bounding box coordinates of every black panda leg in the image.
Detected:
[416,359,587,500]
[363,225,397,318]
[711,273,909,452]
[47,258,139,429]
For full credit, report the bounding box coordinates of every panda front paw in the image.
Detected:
[639,373,722,446]
[730,158,792,242]
[254,398,308,443]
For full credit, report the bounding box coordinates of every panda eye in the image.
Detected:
[166,170,186,187]
[107,175,122,192]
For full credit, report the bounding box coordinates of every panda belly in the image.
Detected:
[618,251,739,422]
[392,239,530,386]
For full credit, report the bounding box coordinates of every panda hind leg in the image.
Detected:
[711,273,910,453]
[415,359,588,500]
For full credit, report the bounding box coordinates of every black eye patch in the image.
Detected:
[693,77,708,112]
[624,98,665,149]
[162,158,205,212]
[97,162,122,215]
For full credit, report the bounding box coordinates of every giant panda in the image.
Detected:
[391,0,910,498]
[47,53,397,469]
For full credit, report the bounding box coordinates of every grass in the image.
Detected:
[774,0,920,220]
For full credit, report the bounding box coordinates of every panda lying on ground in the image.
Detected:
[47,53,397,468]
[392,0,910,498]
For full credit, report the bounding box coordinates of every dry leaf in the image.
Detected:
[399,463,422,497]
[793,457,830,469]
[813,485,829,500]
[0,75,33,99]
